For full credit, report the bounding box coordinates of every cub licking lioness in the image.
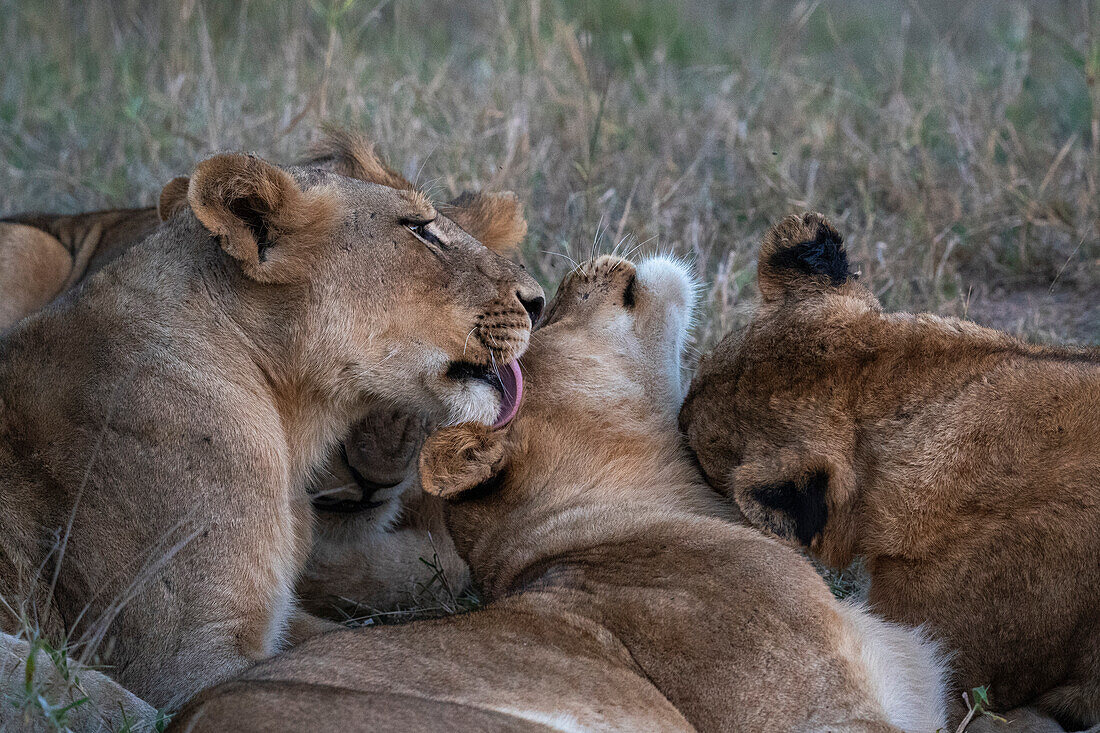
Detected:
[681,212,1100,728]
[0,151,542,710]
[171,255,947,732]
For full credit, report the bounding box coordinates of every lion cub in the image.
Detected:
[0,152,542,709]
[171,255,946,732]
[681,212,1100,728]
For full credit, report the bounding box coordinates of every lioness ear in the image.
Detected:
[757,212,852,302]
[419,423,508,500]
[188,154,335,284]
[446,191,528,257]
[157,177,191,221]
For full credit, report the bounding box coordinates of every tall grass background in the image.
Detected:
[1,0,1096,347]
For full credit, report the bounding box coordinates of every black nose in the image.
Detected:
[518,291,545,326]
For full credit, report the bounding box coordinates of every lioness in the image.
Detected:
[680,212,1100,728]
[0,152,543,709]
[0,128,527,331]
[170,255,947,732]
[0,131,506,620]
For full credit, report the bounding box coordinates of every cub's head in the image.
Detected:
[417,254,707,591]
[184,148,543,428]
[680,213,877,566]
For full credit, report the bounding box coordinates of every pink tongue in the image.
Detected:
[491,360,523,429]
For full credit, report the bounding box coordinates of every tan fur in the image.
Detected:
[171,255,946,732]
[0,153,540,709]
[0,223,72,330]
[302,125,416,192]
[0,131,518,623]
[157,176,191,221]
[299,408,469,618]
[0,206,162,305]
[299,486,468,619]
[443,191,528,257]
[681,211,1100,728]
[302,127,526,256]
[188,153,339,284]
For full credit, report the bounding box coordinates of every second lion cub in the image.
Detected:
[681,212,1100,728]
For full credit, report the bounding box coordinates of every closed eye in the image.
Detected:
[403,219,446,248]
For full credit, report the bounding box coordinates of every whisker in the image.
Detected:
[542,250,579,270]
[413,147,438,189]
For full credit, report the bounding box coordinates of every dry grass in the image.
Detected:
[1,0,1096,350]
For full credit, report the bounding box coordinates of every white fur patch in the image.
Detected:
[439,378,499,427]
[489,707,588,732]
[836,599,950,732]
[635,255,698,314]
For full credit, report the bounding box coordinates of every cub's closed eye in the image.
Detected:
[403,219,445,248]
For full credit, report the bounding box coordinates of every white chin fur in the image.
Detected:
[439,380,500,427]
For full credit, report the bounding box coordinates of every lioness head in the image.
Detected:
[679,212,873,563]
[416,254,709,593]
[184,151,544,432]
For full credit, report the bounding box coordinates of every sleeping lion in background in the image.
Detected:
[681,212,1100,730]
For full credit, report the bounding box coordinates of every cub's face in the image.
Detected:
[679,212,868,562]
[417,255,700,574]
[187,153,543,427]
[533,254,697,424]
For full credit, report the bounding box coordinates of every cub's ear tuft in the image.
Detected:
[188,153,335,284]
[445,191,528,257]
[757,212,851,301]
[157,177,191,221]
[419,423,508,500]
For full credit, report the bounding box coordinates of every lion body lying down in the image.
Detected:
[0,151,540,710]
[681,213,1100,728]
[172,256,947,732]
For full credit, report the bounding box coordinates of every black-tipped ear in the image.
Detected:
[757,212,852,301]
[747,470,829,546]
